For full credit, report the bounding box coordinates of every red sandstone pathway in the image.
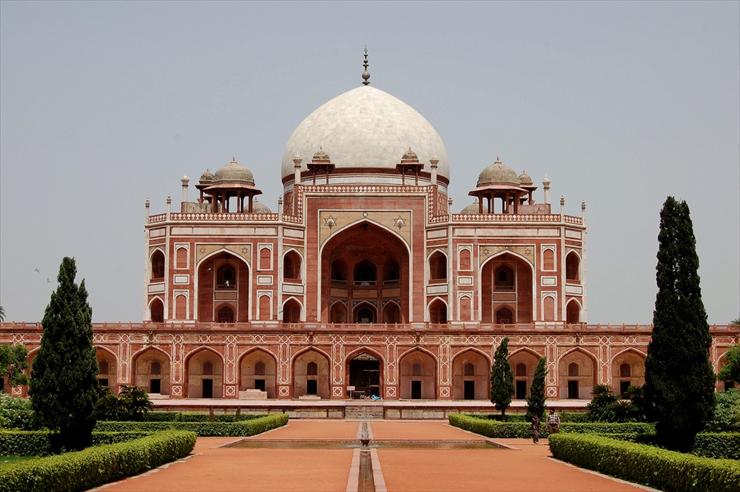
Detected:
[101,420,645,492]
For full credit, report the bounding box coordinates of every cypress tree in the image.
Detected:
[491,337,514,417]
[644,197,715,452]
[526,357,547,422]
[29,257,98,451]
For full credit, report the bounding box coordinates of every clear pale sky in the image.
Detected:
[1,1,738,323]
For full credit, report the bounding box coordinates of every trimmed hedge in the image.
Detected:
[0,430,196,492]
[549,433,740,492]
[449,414,652,438]
[608,432,740,460]
[95,413,289,436]
[470,412,591,423]
[0,430,150,456]
[144,411,263,422]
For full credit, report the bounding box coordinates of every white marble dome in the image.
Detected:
[281,86,449,180]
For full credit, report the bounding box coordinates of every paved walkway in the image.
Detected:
[101,420,646,492]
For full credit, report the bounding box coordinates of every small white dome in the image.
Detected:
[281,86,449,180]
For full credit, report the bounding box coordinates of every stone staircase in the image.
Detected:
[345,403,385,419]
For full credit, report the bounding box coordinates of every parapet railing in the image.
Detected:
[1,321,735,334]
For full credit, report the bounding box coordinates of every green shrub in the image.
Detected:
[0,430,196,492]
[705,390,740,432]
[449,414,652,438]
[95,413,288,436]
[0,394,36,430]
[602,432,740,460]
[470,412,590,423]
[0,430,151,456]
[549,433,740,492]
[94,385,152,421]
[144,411,264,422]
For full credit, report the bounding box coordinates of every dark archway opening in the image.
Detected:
[348,353,381,398]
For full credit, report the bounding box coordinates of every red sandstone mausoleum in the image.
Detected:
[1,61,737,409]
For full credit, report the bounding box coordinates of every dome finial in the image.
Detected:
[362,46,370,86]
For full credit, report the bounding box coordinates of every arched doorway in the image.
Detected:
[565,252,580,282]
[347,351,382,398]
[353,303,377,324]
[429,251,447,282]
[151,250,165,280]
[558,350,597,399]
[133,348,171,395]
[382,302,401,324]
[283,251,301,281]
[283,298,301,323]
[451,350,490,400]
[197,251,249,322]
[611,350,645,397]
[508,349,541,399]
[566,300,581,323]
[149,298,164,322]
[239,349,277,398]
[495,306,513,324]
[321,221,410,323]
[293,350,330,398]
[186,349,223,398]
[481,253,533,323]
[330,302,347,323]
[95,348,117,390]
[399,350,436,399]
[428,299,447,323]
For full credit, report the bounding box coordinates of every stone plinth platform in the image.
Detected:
[152,398,591,419]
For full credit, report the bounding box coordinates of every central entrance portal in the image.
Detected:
[349,353,381,398]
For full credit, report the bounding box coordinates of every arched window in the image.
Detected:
[620,363,631,378]
[283,251,301,281]
[330,303,347,323]
[355,305,375,323]
[307,362,318,376]
[259,295,271,321]
[429,300,447,323]
[150,298,164,322]
[255,361,265,376]
[494,266,514,290]
[543,249,555,271]
[354,261,376,285]
[151,250,165,279]
[175,295,187,320]
[543,296,556,322]
[566,252,580,282]
[516,363,526,377]
[217,265,236,289]
[331,260,347,283]
[383,302,401,324]
[464,363,475,377]
[459,296,472,322]
[203,361,213,375]
[217,305,235,323]
[383,259,400,284]
[412,363,422,376]
[176,247,188,269]
[151,361,161,375]
[568,362,579,377]
[283,299,301,323]
[429,252,447,281]
[495,307,513,324]
[566,301,581,323]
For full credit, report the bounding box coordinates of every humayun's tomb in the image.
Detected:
[1,58,737,415]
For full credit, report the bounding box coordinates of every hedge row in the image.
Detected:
[448,414,652,438]
[95,413,289,436]
[548,433,740,492]
[608,432,740,460]
[0,430,150,456]
[470,412,590,423]
[0,430,196,492]
[144,411,263,422]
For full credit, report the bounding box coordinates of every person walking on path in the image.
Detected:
[531,415,540,444]
[547,409,560,435]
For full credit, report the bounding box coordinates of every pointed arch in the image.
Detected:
[283,249,302,281]
[610,348,646,397]
[353,301,377,323]
[558,347,598,399]
[148,296,164,322]
[282,297,303,323]
[451,348,491,400]
[428,297,448,323]
[195,249,250,322]
[398,348,437,399]
[184,346,224,398]
[428,249,448,282]
[132,346,171,395]
[292,348,330,398]
[346,347,385,398]
[566,298,582,324]
[480,250,535,323]
[238,348,278,398]
[150,248,165,280]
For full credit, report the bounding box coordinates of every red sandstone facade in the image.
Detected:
[1,81,737,402]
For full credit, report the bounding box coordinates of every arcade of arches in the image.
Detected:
[321,222,409,324]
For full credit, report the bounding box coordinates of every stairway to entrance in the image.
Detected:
[345,403,385,419]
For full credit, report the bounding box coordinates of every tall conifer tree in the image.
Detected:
[526,357,547,422]
[30,257,98,450]
[644,197,715,451]
[491,337,514,417]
